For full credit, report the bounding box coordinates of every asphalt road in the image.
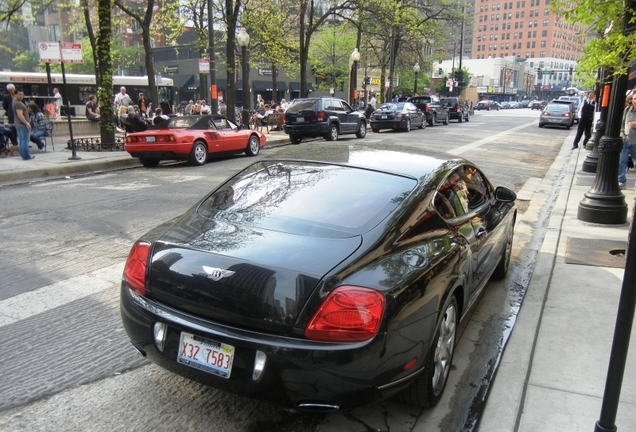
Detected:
[0,108,572,431]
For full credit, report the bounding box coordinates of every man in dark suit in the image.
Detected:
[2,83,17,145]
[572,92,597,150]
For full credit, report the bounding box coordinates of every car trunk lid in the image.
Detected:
[147,223,362,335]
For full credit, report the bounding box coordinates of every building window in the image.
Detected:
[531,41,536,48]
[527,41,531,48]
[542,30,548,36]
[545,9,549,15]
[533,31,537,37]
[541,40,546,47]
[528,31,532,37]
[543,19,549,26]
[529,21,533,27]
[530,10,534,17]
[540,51,545,57]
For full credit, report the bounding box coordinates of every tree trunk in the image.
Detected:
[143,27,158,108]
[271,64,277,103]
[97,0,115,145]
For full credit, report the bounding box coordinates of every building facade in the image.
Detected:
[471,0,583,96]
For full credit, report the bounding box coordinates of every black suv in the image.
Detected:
[440,97,470,123]
[283,97,367,144]
[407,95,450,127]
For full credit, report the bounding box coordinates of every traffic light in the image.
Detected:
[438,68,443,76]
[569,67,573,76]
[454,70,459,81]
[363,77,371,85]
[457,70,464,84]
[537,68,542,79]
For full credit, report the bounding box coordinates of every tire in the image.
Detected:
[458,114,463,123]
[487,107,491,111]
[290,134,302,144]
[418,119,425,129]
[355,121,367,138]
[139,157,159,168]
[429,115,436,127]
[397,296,458,408]
[245,135,260,156]
[325,123,339,141]
[372,128,380,133]
[566,125,571,130]
[188,140,208,166]
[539,123,545,128]
[443,115,449,125]
[405,118,411,132]
[492,221,514,280]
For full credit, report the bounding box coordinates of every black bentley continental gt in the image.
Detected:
[120,149,517,411]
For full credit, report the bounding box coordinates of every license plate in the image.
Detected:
[296,117,304,123]
[549,119,560,123]
[145,136,156,142]
[177,332,235,379]
[381,115,387,119]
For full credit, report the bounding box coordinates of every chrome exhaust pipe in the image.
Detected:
[297,402,340,412]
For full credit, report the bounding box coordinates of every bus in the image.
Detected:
[0,72,174,117]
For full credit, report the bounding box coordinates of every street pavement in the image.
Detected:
[1,126,635,431]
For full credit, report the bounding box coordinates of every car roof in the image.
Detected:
[284,149,465,180]
[550,99,573,105]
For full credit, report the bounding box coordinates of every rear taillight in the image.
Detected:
[456,104,461,110]
[542,111,549,116]
[123,241,151,296]
[126,136,137,143]
[395,113,402,120]
[562,113,571,117]
[305,286,385,342]
[316,111,326,122]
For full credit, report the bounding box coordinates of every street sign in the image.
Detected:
[38,42,83,63]
[38,42,61,63]
[199,58,210,73]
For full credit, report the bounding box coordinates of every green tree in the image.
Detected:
[96,0,115,143]
[550,0,628,87]
[114,0,159,105]
[308,22,357,92]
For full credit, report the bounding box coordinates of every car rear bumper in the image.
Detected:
[284,123,329,137]
[539,118,572,127]
[370,119,402,129]
[121,285,427,410]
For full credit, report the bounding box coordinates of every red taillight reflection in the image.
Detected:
[305,286,385,342]
[123,241,151,296]
[562,113,571,117]
[316,111,326,122]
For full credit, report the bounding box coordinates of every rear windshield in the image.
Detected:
[197,161,417,237]
[286,100,319,112]
[410,97,432,104]
[545,104,569,112]
[378,103,403,110]
[167,117,200,129]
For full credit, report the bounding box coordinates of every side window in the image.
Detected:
[437,168,470,218]
[341,101,354,111]
[331,100,345,111]
[463,166,492,209]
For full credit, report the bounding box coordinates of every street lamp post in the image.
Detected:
[413,62,420,95]
[237,28,250,129]
[350,48,360,107]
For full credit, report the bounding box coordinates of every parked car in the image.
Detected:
[124,115,266,168]
[529,100,545,110]
[500,102,512,109]
[558,96,581,124]
[120,148,517,411]
[520,99,530,108]
[283,97,367,144]
[538,101,574,129]
[475,100,500,111]
[440,97,470,122]
[508,101,521,109]
[369,102,425,132]
[407,95,450,126]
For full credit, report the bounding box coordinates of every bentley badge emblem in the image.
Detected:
[202,266,235,281]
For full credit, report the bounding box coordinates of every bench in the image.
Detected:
[52,119,101,136]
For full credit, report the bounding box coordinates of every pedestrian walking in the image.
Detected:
[619,95,636,189]
[571,91,596,150]
[12,90,34,160]
[2,83,17,146]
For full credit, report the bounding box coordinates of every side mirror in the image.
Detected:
[495,186,516,203]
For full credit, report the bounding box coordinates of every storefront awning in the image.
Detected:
[252,80,288,92]
[172,74,194,89]
[289,82,313,92]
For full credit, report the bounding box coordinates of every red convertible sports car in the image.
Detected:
[125,114,266,167]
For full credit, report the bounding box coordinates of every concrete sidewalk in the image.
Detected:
[0,129,292,185]
[480,135,636,431]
